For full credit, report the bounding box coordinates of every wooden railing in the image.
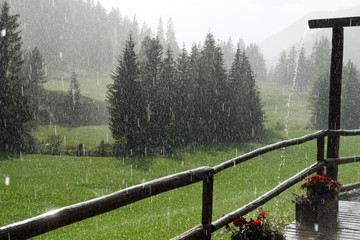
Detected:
[1,130,360,240]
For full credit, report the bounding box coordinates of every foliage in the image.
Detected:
[292,171,341,206]
[107,33,264,156]
[341,60,360,129]
[0,2,33,152]
[35,135,63,155]
[21,47,47,120]
[226,211,285,240]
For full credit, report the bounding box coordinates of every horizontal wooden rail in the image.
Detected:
[213,130,326,174]
[326,156,360,165]
[327,129,360,136]
[211,161,325,232]
[309,17,360,29]
[340,182,360,192]
[0,166,213,240]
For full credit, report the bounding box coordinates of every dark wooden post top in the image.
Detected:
[309,17,360,28]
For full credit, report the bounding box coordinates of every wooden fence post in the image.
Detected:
[317,136,325,174]
[202,171,214,240]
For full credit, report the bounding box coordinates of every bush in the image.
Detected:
[36,135,63,155]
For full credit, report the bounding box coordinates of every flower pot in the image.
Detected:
[295,197,338,231]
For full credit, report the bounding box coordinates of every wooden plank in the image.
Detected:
[170,224,205,240]
[202,174,214,240]
[326,25,344,181]
[340,182,360,192]
[327,156,360,165]
[0,166,213,240]
[214,130,326,174]
[211,161,325,232]
[285,201,360,239]
[309,17,360,29]
[328,129,360,136]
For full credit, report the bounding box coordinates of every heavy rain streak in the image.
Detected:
[1,0,360,239]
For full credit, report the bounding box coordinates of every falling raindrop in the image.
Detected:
[130,165,133,176]
[5,176,10,186]
[54,125,57,135]
[59,52,63,59]
[21,86,24,96]
[1,29,6,37]
[64,135,66,145]
[106,133,109,143]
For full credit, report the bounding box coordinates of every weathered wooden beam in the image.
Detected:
[213,130,326,174]
[327,129,360,136]
[326,156,360,165]
[340,182,360,192]
[0,166,213,240]
[211,161,325,232]
[171,224,206,240]
[317,136,325,174]
[202,174,214,240]
[326,24,344,181]
[309,17,360,29]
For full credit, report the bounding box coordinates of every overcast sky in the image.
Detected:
[99,0,360,47]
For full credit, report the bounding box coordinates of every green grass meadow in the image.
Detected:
[1,80,360,239]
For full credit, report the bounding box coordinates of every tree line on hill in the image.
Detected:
[107,34,264,157]
[270,36,360,130]
[2,0,268,82]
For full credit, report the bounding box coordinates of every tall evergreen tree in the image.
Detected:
[308,73,330,129]
[107,35,145,156]
[272,50,288,84]
[228,48,264,141]
[0,1,33,151]
[245,43,267,82]
[309,36,331,85]
[21,47,47,119]
[66,71,81,127]
[165,17,180,56]
[294,46,311,92]
[139,36,164,152]
[341,60,360,129]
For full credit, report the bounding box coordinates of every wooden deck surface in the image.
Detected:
[285,201,360,239]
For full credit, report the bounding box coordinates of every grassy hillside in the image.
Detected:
[44,77,112,102]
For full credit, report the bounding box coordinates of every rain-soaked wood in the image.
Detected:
[171,224,206,240]
[309,17,360,29]
[202,173,214,240]
[326,25,344,181]
[213,130,326,174]
[0,166,213,240]
[340,182,360,192]
[326,156,360,165]
[211,161,325,232]
[327,129,360,136]
[317,136,325,174]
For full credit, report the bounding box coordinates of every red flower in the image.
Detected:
[254,218,261,227]
[259,211,266,219]
[233,217,247,227]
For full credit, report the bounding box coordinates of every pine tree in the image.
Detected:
[308,73,330,129]
[272,50,288,84]
[165,17,180,56]
[341,60,360,129]
[67,71,81,127]
[21,47,47,119]
[139,36,164,153]
[309,37,331,85]
[107,35,145,156]
[0,2,33,151]
[294,46,311,92]
[228,48,264,141]
[245,43,267,82]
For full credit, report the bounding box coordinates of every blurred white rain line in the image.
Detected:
[5,176,10,186]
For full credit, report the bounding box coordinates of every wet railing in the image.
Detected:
[1,130,360,240]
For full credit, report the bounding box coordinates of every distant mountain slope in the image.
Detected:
[259,5,360,68]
